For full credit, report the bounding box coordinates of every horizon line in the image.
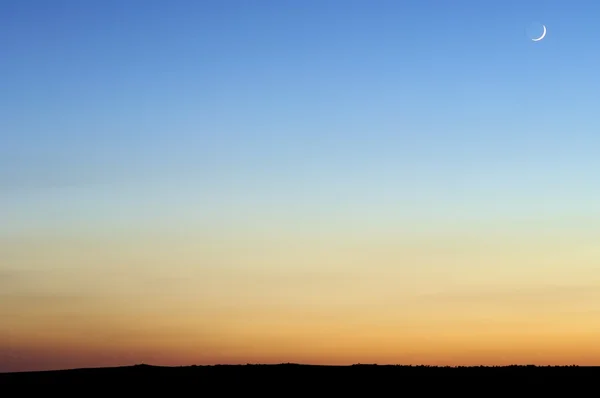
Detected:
[4,362,594,374]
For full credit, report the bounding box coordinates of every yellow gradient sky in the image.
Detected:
[2,213,600,372]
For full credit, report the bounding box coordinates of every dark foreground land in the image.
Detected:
[1,363,599,393]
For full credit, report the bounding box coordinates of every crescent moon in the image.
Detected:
[532,25,547,41]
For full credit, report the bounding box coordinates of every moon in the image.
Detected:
[532,24,547,41]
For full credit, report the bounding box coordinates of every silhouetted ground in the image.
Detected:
[1,363,598,393]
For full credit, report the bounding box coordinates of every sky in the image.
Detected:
[1,0,600,372]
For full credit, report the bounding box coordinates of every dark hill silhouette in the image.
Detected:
[1,363,598,393]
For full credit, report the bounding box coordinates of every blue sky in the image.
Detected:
[4,0,600,372]
[1,0,599,235]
